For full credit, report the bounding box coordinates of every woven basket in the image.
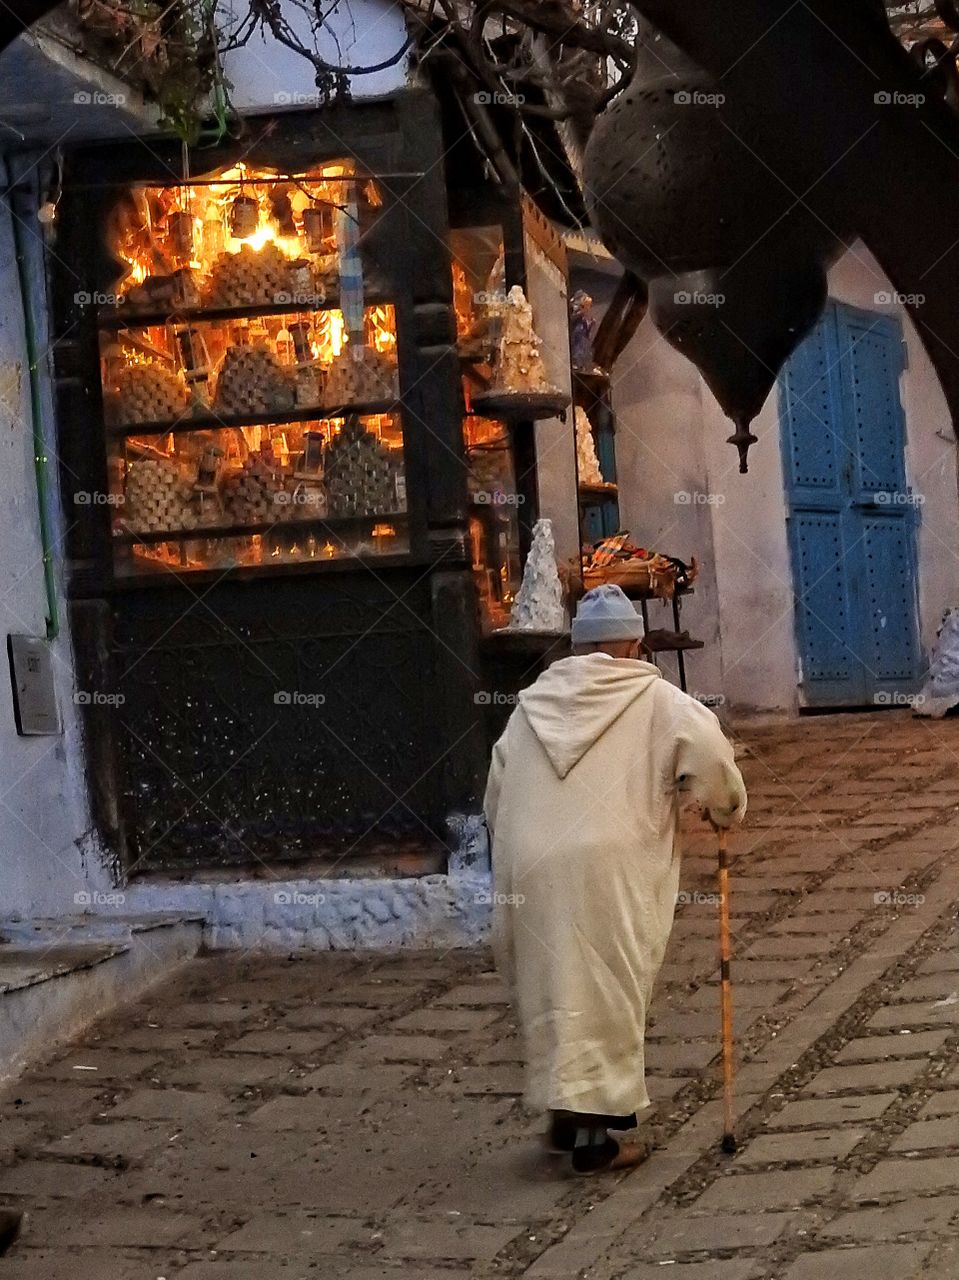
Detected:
[584,560,676,597]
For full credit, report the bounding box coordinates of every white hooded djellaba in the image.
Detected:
[484,654,746,1119]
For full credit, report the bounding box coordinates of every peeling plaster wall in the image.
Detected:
[581,243,959,715]
[0,163,110,918]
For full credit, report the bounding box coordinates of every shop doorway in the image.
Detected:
[778,301,922,707]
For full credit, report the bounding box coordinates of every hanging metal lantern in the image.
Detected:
[582,15,846,469]
[647,248,828,471]
[302,202,335,254]
[229,194,259,240]
[583,27,817,276]
[168,210,194,263]
[202,200,225,258]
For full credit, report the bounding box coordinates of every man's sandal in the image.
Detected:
[571,1137,649,1175]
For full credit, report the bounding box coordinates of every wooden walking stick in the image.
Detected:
[717,827,737,1153]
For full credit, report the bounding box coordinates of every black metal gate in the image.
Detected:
[112,574,447,871]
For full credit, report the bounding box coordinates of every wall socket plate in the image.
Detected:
[7,635,61,736]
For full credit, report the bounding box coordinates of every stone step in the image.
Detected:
[0,913,203,1084]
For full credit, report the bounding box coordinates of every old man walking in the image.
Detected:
[484,585,746,1174]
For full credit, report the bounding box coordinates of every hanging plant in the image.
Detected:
[72,0,229,144]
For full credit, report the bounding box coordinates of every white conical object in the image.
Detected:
[509,518,566,632]
[575,406,603,486]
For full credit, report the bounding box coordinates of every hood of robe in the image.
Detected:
[517,653,662,779]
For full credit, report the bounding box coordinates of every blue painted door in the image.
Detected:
[779,301,922,706]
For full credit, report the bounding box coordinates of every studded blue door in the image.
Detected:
[778,301,922,706]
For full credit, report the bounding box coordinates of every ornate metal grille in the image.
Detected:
[112,575,446,871]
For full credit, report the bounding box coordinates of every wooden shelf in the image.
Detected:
[108,549,425,590]
[108,398,400,437]
[96,293,391,331]
[573,369,611,396]
[644,630,705,654]
[578,482,618,498]
[481,628,570,657]
[113,510,408,546]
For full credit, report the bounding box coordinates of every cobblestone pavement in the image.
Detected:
[5,710,959,1279]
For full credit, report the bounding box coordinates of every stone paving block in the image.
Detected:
[33,1050,161,1081]
[246,1093,378,1130]
[799,891,877,913]
[893,974,959,1001]
[477,1039,523,1064]
[24,1205,206,1247]
[436,1064,524,1095]
[304,983,425,1007]
[892,1116,959,1151]
[160,1054,296,1089]
[222,1029,340,1056]
[644,1041,716,1073]
[742,936,829,957]
[0,1249,170,1280]
[647,1009,756,1040]
[109,1087,230,1121]
[868,1002,959,1030]
[647,1076,689,1101]
[39,1119,180,1163]
[405,1140,568,1220]
[918,952,959,974]
[175,1264,356,1279]
[686,981,791,1010]
[434,983,511,1006]
[623,1265,763,1280]
[770,913,862,936]
[0,1116,41,1152]
[0,1159,117,1198]
[346,1035,451,1063]
[819,870,904,890]
[214,1211,362,1253]
[392,1008,502,1033]
[0,1083,113,1131]
[695,1167,834,1210]
[281,1005,377,1030]
[377,1217,520,1260]
[299,1063,414,1093]
[816,796,870,812]
[781,1243,932,1280]
[731,877,809,893]
[852,1156,959,1199]
[97,1026,220,1053]
[918,1089,959,1117]
[834,1029,951,1062]
[649,1210,796,1253]
[734,1127,866,1165]
[801,1060,924,1094]
[160,1000,266,1026]
[766,1094,899,1128]
[818,1195,959,1240]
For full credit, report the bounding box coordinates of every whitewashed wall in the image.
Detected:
[567,260,726,700]
[0,163,111,918]
[583,243,959,714]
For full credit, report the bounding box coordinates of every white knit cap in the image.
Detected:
[571,584,645,644]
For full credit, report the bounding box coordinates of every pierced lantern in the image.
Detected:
[168,210,194,263]
[583,16,846,471]
[229,194,259,240]
[202,201,225,258]
[302,202,335,254]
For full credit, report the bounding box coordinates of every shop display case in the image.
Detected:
[91,162,410,578]
[450,224,527,633]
